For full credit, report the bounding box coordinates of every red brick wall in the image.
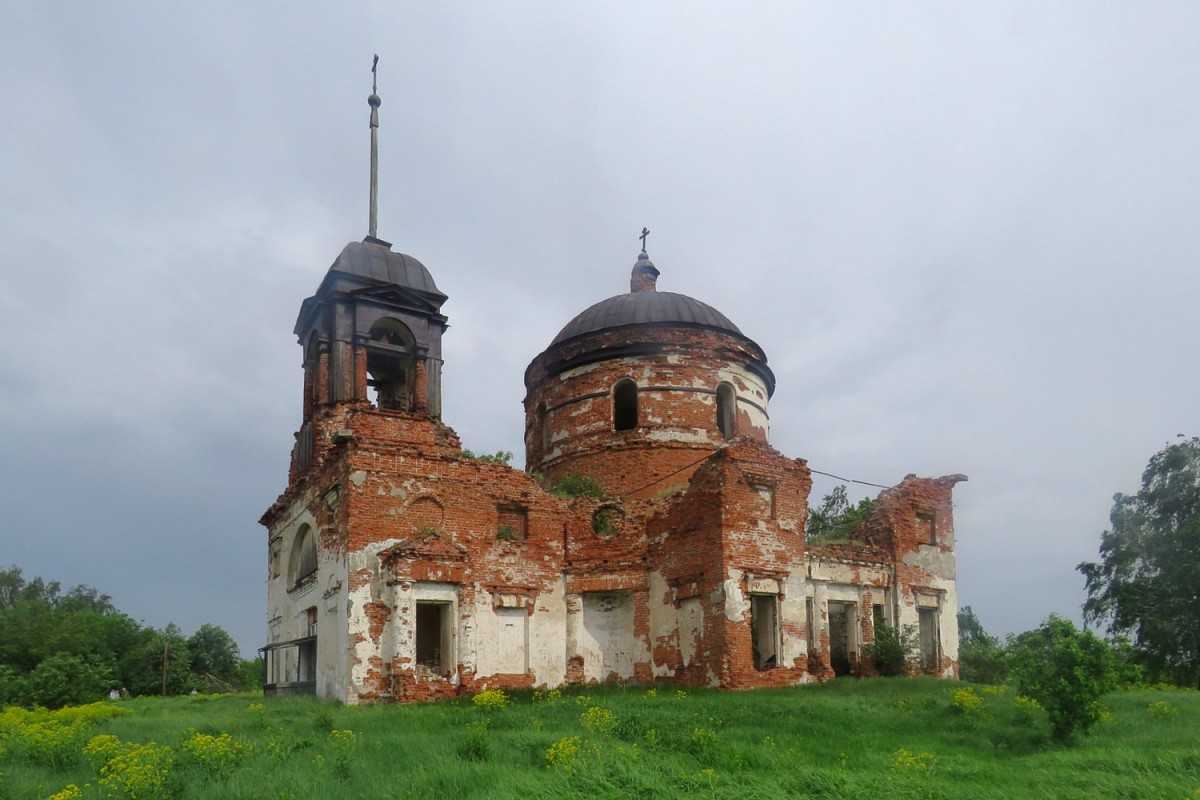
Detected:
[524,326,772,497]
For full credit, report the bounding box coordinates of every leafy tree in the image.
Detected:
[1007,615,1115,741]
[0,567,259,704]
[0,664,26,706]
[235,657,264,691]
[188,623,241,686]
[1078,436,1200,687]
[957,606,1007,684]
[122,624,194,696]
[806,485,874,544]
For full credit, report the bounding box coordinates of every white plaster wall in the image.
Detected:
[723,568,749,623]
[576,591,641,681]
[779,573,808,664]
[528,582,568,687]
[714,363,770,437]
[318,562,349,701]
[646,570,703,679]
[344,550,379,704]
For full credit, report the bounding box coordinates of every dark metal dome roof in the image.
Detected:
[329,238,444,297]
[551,291,742,345]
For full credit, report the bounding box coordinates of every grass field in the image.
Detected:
[1,679,1196,799]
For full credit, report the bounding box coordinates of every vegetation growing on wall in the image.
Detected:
[548,472,606,499]
[806,485,874,545]
[454,450,514,465]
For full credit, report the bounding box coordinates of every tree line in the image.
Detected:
[0,566,259,709]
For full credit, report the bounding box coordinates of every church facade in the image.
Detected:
[259,232,967,703]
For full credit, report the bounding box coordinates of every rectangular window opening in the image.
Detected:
[497,505,528,541]
[916,511,937,545]
[827,601,857,675]
[918,606,940,671]
[873,603,886,632]
[298,606,318,683]
[751,594,780,671]
[416,601,453,675]
[805,597,816,653]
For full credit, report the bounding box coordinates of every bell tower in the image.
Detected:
[288,57,449,478]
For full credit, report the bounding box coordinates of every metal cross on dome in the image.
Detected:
[639,227,650,253]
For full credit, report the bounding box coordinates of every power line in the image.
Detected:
[622,450,893,499]
[809,468,892,491]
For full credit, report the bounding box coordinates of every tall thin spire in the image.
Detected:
[368,55,381,240]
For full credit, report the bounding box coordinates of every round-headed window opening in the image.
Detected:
[537,402,549,455]
[716,383,736,439]
[304,331,320,364]
[366,317,417,410]
[288,524,317,587]
[613,379,638,431]
[592,504,625,538]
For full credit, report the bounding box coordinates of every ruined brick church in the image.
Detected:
[259,77,966,703]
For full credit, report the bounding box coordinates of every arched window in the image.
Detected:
[537,402,549,454]
[288,524,317,587]
[716,383,736,439]
[366,317,416,410]
[613,379,638,431]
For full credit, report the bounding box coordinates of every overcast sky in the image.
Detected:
[2,3,1197,657]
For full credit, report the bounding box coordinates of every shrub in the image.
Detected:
[1007,615,1116,741]
[471,688,510,711]
[98,741,175,799]
[950,687,983,715]
[26,653,113,710]
[1013,695,1045,724]
[85,733,130,771]
[688,726,719,757]
[960,640,1008,684]
[1147,700,1178,719]
[545,735,595,772]
[867,622,918,676]
[455,449,514,464]
[326,729,356,779]
[181,731,251,778]
[458,720,491,761]
[957,606,1008,684]
[548,472,605,499]
[579,706,617,737]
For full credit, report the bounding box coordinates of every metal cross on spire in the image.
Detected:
[368,55,382,240]
[639,227,650,254]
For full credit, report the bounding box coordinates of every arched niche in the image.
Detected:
[288,524,317,588]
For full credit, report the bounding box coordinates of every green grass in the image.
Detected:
[1,679,1197,799]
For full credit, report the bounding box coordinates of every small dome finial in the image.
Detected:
[631,227,659,293]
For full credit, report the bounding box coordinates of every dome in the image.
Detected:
[328,237,445,298]
[551,291,742,345]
